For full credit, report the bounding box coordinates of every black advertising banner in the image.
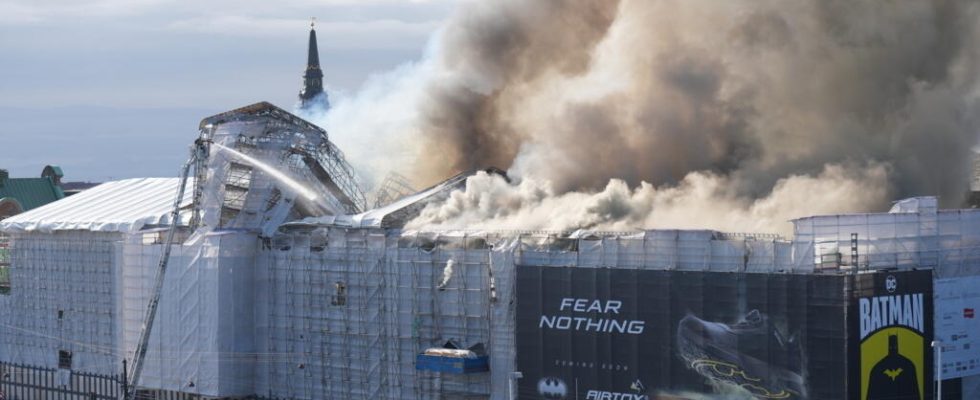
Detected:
[516,265,863,400]
[849,269,934,400]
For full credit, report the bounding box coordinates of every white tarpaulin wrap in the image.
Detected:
[254,229,501,399]
[0,178,193,233]
[792,198,980,276]
[122,230,256,397]
[488,238,519,399]
[4,192,980,399]
[0,231,121,374]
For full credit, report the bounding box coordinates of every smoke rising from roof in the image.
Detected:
[404,165,889,234]
[313,0,980,234]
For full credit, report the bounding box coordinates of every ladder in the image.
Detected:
[122,138,208,400]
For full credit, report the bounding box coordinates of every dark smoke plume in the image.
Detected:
[316,0,980,234]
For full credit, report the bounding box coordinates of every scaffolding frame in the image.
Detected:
[196,102,366,216]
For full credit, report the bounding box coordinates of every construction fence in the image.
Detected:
[0,361,125,400]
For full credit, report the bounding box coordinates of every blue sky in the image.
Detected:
[0,0,457,181]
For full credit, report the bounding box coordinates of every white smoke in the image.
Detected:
[437,258,454,290]
[405,165,889,235]
[301,39,442,190]
[305,0,980,234]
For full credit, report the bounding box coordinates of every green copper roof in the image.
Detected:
[0,176,64,211]
[43,165,64,178]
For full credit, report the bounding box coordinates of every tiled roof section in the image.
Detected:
[0,176,64,211]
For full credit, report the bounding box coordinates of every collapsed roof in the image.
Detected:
[192,102,369,235]
[284,167,507,229]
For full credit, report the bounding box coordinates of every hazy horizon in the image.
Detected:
[0,0,459,182]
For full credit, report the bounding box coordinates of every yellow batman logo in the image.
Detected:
[883,368,903,381]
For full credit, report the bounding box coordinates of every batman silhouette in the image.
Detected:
[867,335,920,400]
[883,368,903,380]
[537,377,568,399]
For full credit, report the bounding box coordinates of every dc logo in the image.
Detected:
[885,275,897,293]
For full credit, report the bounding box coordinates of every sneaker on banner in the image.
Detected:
[677,309,806,399]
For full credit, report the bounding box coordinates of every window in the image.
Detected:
[142,231,165,245]
[220,162,253,227]
[58,350,72,369]
[0,234,9,295]
[0,265,8,294]
[331,281,347,306]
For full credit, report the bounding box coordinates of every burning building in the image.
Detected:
[3,2,980,398]
[0,101,977,400]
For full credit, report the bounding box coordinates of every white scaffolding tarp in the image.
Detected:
[4,189,980,399]
[0,178,193,233]
[121,230,257,397]
[0,231,121,375]
[791,197,980,276]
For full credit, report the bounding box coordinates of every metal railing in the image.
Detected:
[0,362,125,400]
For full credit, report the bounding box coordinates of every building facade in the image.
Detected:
[1,106,978,400]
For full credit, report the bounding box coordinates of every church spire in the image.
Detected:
[299,17,327,109]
